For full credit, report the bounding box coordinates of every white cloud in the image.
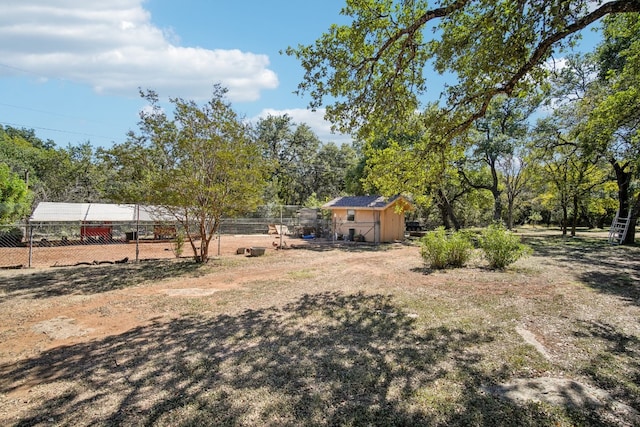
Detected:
[0,0,278,101]
[543,57,569,73]
[254,108,353,145]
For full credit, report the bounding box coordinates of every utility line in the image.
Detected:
[0,102,112,126]
[0,120,118,142]
[0,63,121,142]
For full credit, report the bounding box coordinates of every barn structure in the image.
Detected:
[322,195,413,244]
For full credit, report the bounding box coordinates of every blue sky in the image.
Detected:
[0,1,603,149]
[0,0,352,148]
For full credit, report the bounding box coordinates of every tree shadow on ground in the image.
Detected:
[0,260,209,301]
[0,291,620,426]
[291,240,399,253]
[523,235,640,304]
[573,319,640,413]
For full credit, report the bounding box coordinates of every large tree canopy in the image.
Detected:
[287,0,640,139]
[580,12,640,242]
[0,126,109,204]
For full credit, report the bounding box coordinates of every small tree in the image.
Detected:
[106,85,269,263]
[171,231,185,258]
[528,211,542,228]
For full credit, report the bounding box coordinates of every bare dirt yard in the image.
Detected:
[1,229,640,426]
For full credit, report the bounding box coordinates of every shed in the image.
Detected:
[322,195,413,243]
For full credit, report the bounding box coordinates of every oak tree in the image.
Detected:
[287,0,639,140]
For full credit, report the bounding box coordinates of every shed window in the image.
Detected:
[347,209,355,221]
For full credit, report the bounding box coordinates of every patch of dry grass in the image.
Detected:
[0,233,639,426]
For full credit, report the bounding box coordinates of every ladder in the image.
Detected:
[608,210,632,245]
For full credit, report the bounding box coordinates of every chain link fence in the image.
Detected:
[0,206,331,269]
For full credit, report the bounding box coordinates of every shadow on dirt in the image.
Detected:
[0,291,619,426]
[290,240,403,253]
[0,260,209,301]
[573,319,640,411]
[523,235,640,304]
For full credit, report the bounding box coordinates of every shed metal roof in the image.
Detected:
[30,202,172,222]
[322,195,404,210]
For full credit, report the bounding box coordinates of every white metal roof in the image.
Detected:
[30,202,173,222]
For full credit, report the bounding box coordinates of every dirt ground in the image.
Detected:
[0,234,371,361]
[1,229,640,426]
[0,234,299,269]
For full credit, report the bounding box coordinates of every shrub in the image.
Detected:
[420,227,473,269]
[172,232,185,258]
[446,231,474,267]
[479,223,531,269]
[420,227,449,269]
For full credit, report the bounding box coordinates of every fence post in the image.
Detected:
[280,205,284,249]
[217,220,221,256]
[28,222,33,268]
[135,204,140,262]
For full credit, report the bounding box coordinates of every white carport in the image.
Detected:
[29,202,175,243]
[30,202,168,223]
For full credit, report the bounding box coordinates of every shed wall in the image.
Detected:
[329,205,405,243]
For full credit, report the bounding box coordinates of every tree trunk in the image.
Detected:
[492,187,502,222]
[437,201,451,230]
[198,221,209,263]
[624,193,639,244]
[490,162,502,222]
[435,189,461,231]
[571,194,578,237]
[612,160,634,244]
[447,203,461,231]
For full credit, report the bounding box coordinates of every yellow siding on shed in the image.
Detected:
[328,200,406,243]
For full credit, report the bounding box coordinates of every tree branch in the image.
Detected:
[450,0,640,135]
[358,0,469,69]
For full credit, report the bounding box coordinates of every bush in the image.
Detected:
[420,228,449,269]
[446,231,474,267]
[172,232,185,258]
[479,223,531,269]
[420,227,473,269]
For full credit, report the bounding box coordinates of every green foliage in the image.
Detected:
[172,232,185,258]
[479,223,531,269]
[105,85,270,263]
[255,115,319,205]
[575,15,640,242]
[255,115,358,205]
[445,231,475,268]
[0,163,30,223]
[0,126,111,204]
[287,0,636,139]
[528,211,542,227]
[287,0,639,237]
[420,228,449,269]
[420,227,473,269]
